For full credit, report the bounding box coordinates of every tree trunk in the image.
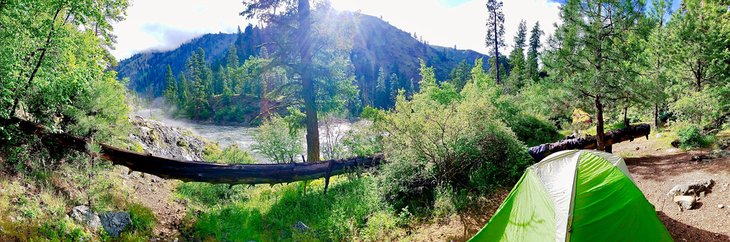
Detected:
[623,104,630,128]
[595,96,606,151]
[297,0,320,163]
[653,103,660,131]
[528,123,651,161]
[493,9,500,84]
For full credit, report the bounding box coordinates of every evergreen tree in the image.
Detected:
[549,0,650,151]
[505,20,528,93]
[449,60,471,91]
[485,0,505,84]
[163,65,177,104]
[526,22,543,83]
[226,44,239,68]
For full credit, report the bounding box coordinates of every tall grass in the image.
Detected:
[177,175,406,241]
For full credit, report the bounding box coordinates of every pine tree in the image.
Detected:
[485,0,505,84]
[449,60,471,91]
[163,65,177,104]
[526,22,543,83]
[506,20,528,93]
[549,0,650,151]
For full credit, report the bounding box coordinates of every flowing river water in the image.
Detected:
[133,105,356,163]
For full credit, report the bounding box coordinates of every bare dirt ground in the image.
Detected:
[614,142,730,242]
[120,167,186,240]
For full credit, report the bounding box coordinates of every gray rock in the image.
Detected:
[673,195,696,211]
[718,204,724,209]
[128,116,208,161]
[667,179,714,196]
[293,221,309,233]
[70,206,101,230]
[100,212,132,237]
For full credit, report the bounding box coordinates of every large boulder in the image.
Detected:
[100,212,132,237]
[70,206,101,231]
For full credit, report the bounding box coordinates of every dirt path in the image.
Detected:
[121,167,186,240]
[615,135,730,242]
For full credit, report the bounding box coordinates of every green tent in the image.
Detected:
[470,150,672,242]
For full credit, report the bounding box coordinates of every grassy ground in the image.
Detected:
[176,175,407,241]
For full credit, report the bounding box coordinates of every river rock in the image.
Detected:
[128,116,208,161]
[100,212,132,237]
[667,179,714,196]
[70,205,101,230]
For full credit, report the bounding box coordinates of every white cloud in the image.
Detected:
[111,0,562,60]
[111,0,253,60]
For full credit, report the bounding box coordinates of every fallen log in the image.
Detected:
[527,123,651,161]
[99,144,383,184]
[1,117,647,185]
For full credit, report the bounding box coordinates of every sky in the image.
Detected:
[111,0,565,60]
[111,0,679,61]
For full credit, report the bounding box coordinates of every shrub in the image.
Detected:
[251,115,303,163]
[376,60,533,213]
[506,114,563,146]
[204,144,257,164]
[676,124,711,149]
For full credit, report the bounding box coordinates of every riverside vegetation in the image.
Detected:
[1,0,729,241]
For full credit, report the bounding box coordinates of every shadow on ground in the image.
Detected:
[625,152,730,182]
[657,211,729,241]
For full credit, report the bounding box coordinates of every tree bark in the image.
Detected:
[653,103,660,131]
[492,8,500,84]
[594,96,607,151]
[297,0,320,164]
[528,123,651,161]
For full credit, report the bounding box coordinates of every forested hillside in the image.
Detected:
[117,12,488,107]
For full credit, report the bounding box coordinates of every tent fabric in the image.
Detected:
[470,150,672,242]
[570,152,672,241]
[470,169,557,242]
[532,150,580,241]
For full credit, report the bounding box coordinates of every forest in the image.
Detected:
[0,0,729,241]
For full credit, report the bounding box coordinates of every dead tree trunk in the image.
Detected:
[528,123,651,161]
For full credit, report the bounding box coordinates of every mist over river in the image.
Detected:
[132,101,357,163]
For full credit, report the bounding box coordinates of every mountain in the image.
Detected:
[116,12,489,101]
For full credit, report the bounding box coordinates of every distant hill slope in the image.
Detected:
[116,12,489,98]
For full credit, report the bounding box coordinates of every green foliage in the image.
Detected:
[128,203,156,235]
[179,176,397,241]
[675,123,712,149]
[204,144,257,164]
[672,90,720,127]
[251,115,303,163]
[507,114,564,146]
[342,121,382,157]
[377,59,533,212]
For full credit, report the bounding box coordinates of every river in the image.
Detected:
[133,104,358,162]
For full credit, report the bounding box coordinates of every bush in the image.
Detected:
[251,115,303,163]
[376,60,533,213]
[676,124,711,149]
[506,114,563,146]
[204,144,257,164]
